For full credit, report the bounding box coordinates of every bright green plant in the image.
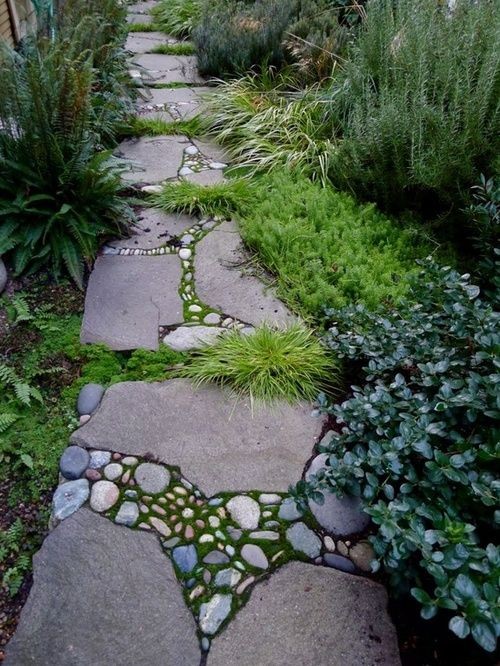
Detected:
[181,324,335,402]
[0,520,32,597]
[152,178,253,218]
[468,175,499,303]
[151,0,202,38]
[121,114,202,138]
[300,259,500,652]
[239,170,434,318]
[151,42,195,55]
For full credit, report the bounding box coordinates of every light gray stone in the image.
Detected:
[89,450,112,469]
[306,453,370,535]
[137,86,211,119]
[203,312,221,325]
[278,497,303,521]
[185,169,225,186]
[118,135,187,184]
[193,139,229,165]
[258,493,281,505]
[125,32,171,54]
[104,463,123,480]
[195,221,296,328]
[214,568,241,588]
[90,480,120,512]
[199,594,232,635]
[240,544,268,570]
[81,255,183,351]
[4,509,200,666]
[115,501,139,526]
[203,550,229,565]
[126,12,153,24]
[52,480,89,521]
[135,462,170,494]
[286,522,322,558]
[163,326,227,351]
[128,0,158,14]
[207,562,401,666]
[0,257,7,293]
[132,54,203,85]
[59,446,90,480]
[249,531,279,541]
[226,496,260,530]
[77,383,104,415]
[71,379,323,495]
[108,208,192,250]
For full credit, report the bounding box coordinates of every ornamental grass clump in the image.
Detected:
[181,325,336,403]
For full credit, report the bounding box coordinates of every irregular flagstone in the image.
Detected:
[70,379,322,495]
[4,509,200,666]
[132,54,203,85]
[118,135,188,184]
[128,0,158,14]
[192,138,230,165]
[306,453,370,535]
[185,169,225,186]
[126,13,153,24]
[163,325,228,351]
[207,562,401,666]
[108,208,193,250]
[137,86,212,120]
[195,220,296,328]
[125,32,175,54]
[80,255,183,351]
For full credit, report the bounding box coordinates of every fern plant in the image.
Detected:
[0,364,43,407]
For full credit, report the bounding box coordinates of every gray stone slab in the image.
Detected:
[195,220,296,327]
[128,0,158,14]
[133,54,203,85]
[70,379,322,495]
[126,13,153,24]
[108,208,192,250]
[4,508,200,666]
[126,32,174,54]
[137,86,211,120]
[117,135,188,184]
[80,255,183,351]
[185,169,225,186]
[208,562,401,666]
[193,138,230,165]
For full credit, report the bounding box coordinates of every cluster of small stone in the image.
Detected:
[138,96,196,121]
[178,143,227,177]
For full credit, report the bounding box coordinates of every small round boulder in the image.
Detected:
[77,383,105,416]
[90,480,120,513]
[135,463,170,494]
[59,446,90,480]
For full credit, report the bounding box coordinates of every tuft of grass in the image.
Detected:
[121,114,202,138]
[151,42,195,56]
[152,178,253,219]
[181,324,336,403]
[151,0,202,38]
[127,22,159,32]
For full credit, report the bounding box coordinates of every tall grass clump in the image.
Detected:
[152,178,253,218]
[328,0,500,214]
[181,324,336,403]
[151,0,202,38]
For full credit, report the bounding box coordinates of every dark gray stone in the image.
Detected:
[172,544,198,573]
[71,379,323,495]
[323,553,357,574]
[52,480,89,521]
[306,453,370,535]
[207,562,401,666]
[118,135,187,184]
[59,446,90,480]
[203,550,230,565]
[195,221,296,328]
[4,509,200,666]
[0,257,7,293]
[134,462,170,494]
[80,255,183,351]
[77,383,104,415]
[108,208,193,250]
[286,522,322,558]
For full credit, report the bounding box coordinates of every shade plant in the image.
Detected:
[300,258,500,651]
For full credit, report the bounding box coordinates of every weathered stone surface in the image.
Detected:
[249,531,279,541]
[241,544,268,570]
[81,255,183,351]
[135,462,170,494]
[0,257,7,293]
[132,54,203,85]
[195,221,296,328]
[306,453,370,535]
[115,501,139,526]
[118,135,187,184]
[208,562,401,666]
[163,325,227,351]
[128,0,158,14]
[286,522,322,558]
[193,139,229,165]
[172,544,198,573]
[89,450,111,469]
[77,383,104,415]
[214,568,241,588]
[126,12,153,24]
[199,594,232,635]
[90,480,120,512]
[226,496,260,530]
[203,550,229,565]
[71,379,322,494]
[125,31,172,54]
[4,509,200,665]
[104,463,123,480]
[258,493,281,505]
[278,497,303,521]
[349,541,375,572]
[137,86,211,119]
[185,169,225,186]
[108,208,192,250]
[52,480,89,521]
[323,553,357,574]
[59,446,90,480]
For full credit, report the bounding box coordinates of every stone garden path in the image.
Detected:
[4,4,401,664]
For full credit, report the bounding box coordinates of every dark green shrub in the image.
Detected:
[328,0,500,214]
[151,0,202,38]
[301,259,500,652]
[240,170,434,318]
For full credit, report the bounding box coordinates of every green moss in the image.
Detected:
[151,42,195,56]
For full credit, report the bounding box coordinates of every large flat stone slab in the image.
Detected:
[208,562,401,666]
[126,13,153,24]
[133,54,203,85]
[138,86,212,120]
[126,32,175,54]
[118,135,187,184]
[108,208,192,250]
[71,379,322,495]
[4,509,200,666]
[81,255,183,350]
[195,220,296,327]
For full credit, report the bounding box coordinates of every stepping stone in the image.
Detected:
[128,0,158,13]
[80,255,183,351]
[108,208,193,251]
[207,562,401,666]
[132,54,203,85]
[193,139,230,165]
[138,86,212,120]
[77,383,104,415]
[71,379,322,495]
[195,220,296,328]
[305,453,370,536]
[118,135,187,184]
[286,522,321,558]
[4,509,200,666]
[126,31,171,53]
[126,13,153,24]
[185,169,225,186]
[163,325,228,351]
